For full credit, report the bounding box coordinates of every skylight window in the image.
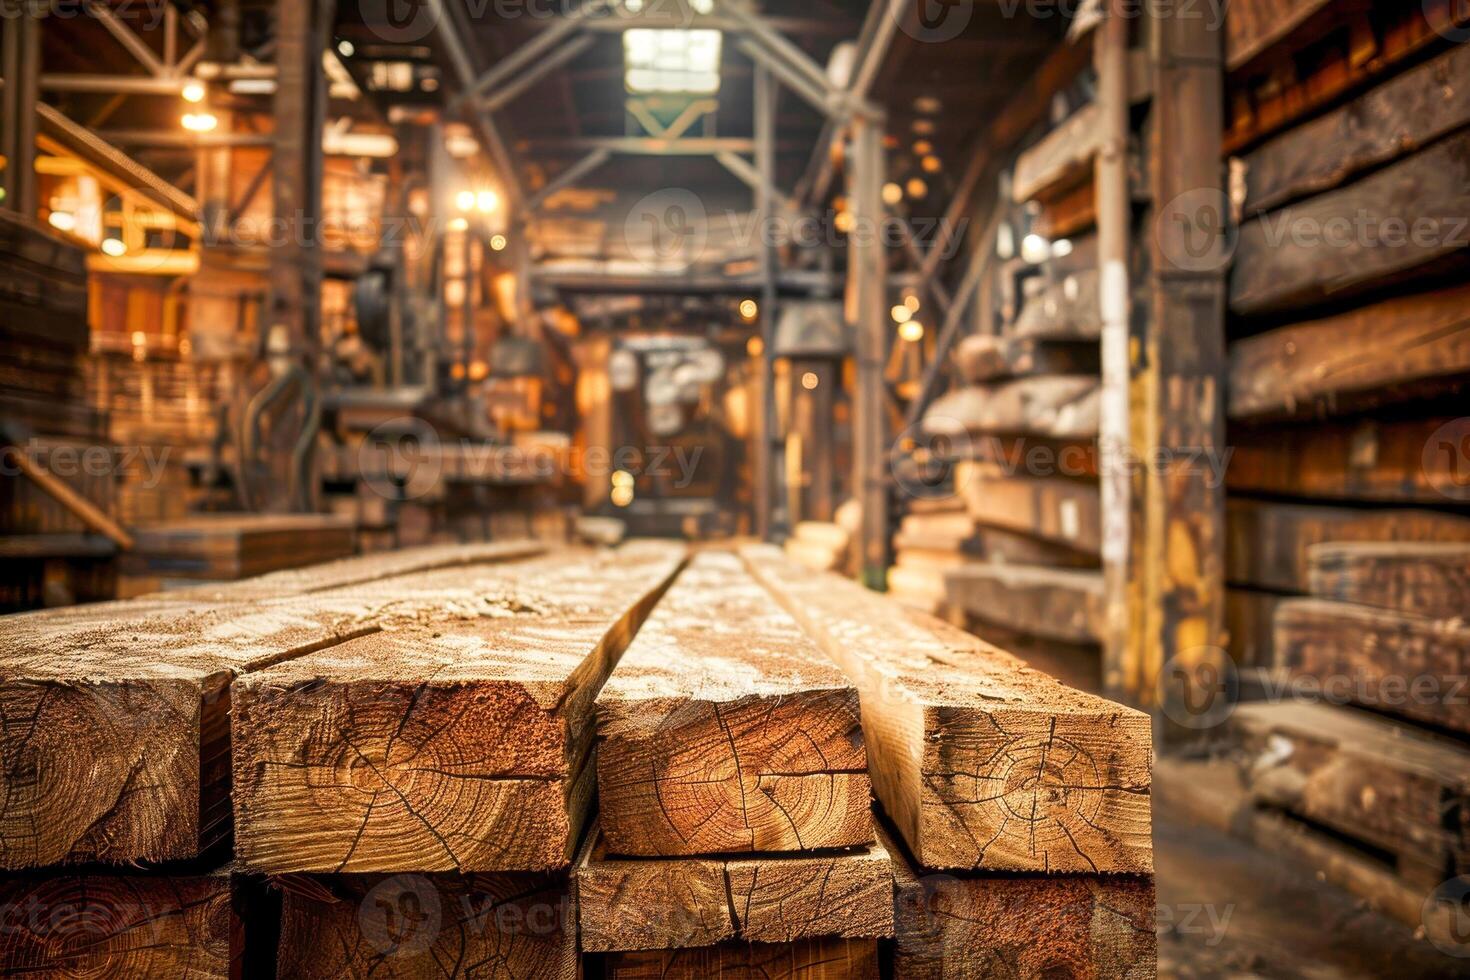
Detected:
[624,29,723,95]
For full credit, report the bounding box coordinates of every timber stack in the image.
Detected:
[1144,0,1470,948]
[0,541,1155,977]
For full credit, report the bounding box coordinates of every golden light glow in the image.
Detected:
[921,155,942,173]
[455,190,476,212]
[800,372,819,390]
[913,140,933,156]
[489,233,508,251]
[834,211,855,233]
[476,189,500,214]
[903,293,921,313]
[47,211,76,232]
[905,178,928,199]
[882,182,904,206]
[181,112,218,132]
[891,304,913,324]
[131,331,147,347]
[448,216,469,233]
[746,336,764,358]
[181,80,206,103]
[738,298,759,321]
[612,470,635,488]
[101,238,127,257]
[899,320,925,343]
[611,484,635,507]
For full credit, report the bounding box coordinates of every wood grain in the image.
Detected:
[739,546,1153,875]
[1308,542,1470,620]
[944,563,1105,646]
[604,938,879,979]
[1275,598,1470,734]
[595,552,871,857]
[575,820,893,952]
[233,545,685,873]
[276,871,577,978]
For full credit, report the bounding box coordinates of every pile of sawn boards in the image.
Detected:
[0,539,1156,977]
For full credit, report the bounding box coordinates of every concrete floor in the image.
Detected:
[1154,786,1470,978]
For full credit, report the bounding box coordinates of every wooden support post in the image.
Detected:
[755,62,779,539]
[1127,6,1229,731]
[269,0,330,359]
[848,117,888,587]
[1,9,41,218]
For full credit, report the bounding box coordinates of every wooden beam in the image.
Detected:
[955,460,1103,555]
[945,563,1106,646]
[848,118,889,588]
[3,446,135,550]
[0,11,40,218]
[739,546,1154,874]
[1012,103,1102,204]
[1226,497,1470,594]
[527,148,613,211]
[594,553,871,857]
[1227,282,1470,420]
[1224,0,1335,72]
[1124,6,1228,727]
[1308,542,1470,621]
[1010,268,1102,341]
[924,377,1101,441]
[1242,40,1470,212]
[277,871,577,977]
[230,545,684,873]
[605,939,879,979]
[955,336,1100,384]
[1276,599,1470,735]
[1232,130,1470,317]
[1231,699,1470,888]
[890,843,1157,977]
[575,820,893,952]
[1228,416,1468,505]
[0,870,245,975]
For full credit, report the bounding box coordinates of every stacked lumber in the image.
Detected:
[582,551,890,973]
[1204,22,1470,938]
[737,545,1157,975]
[783,519,851,574]
[887,501,976,616]
[117,514,358,587]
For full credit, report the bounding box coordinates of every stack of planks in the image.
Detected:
[580,551,891,976]
[739,546,1157,976]
[886,499,977,617]
[117,513,358,593]
[913,209,1108,691]
[1194,12,1470,944]
[0,538,1157,976]
[783,518,853,575]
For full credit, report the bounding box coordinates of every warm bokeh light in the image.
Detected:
[739,299,759,321]
[900,320,925,342]
[801,372,819,390]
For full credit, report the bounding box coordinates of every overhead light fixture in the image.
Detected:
[739,298,759,321]
[801,372,819,391]
[882,182,904,206]
[489,234,508,251]
[337,39,355,57]
[1021,233,1052,264]
[624,28,722,94]
[899,320,925,343]
[47,211,76,232]
[181,112,218,132]
[476,189,500,214]
[181,80,205,103]
[891,304,913,324]
[906,178,928,199]
[455,190,476,212]
[101,238,127,257]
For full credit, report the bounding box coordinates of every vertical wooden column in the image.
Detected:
[754,63,778,539]
[1127,6,1228,732]
[1096,2,1137,703]
[847,117,889,588]
[1,10,40,218]
[270,0,331,360]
